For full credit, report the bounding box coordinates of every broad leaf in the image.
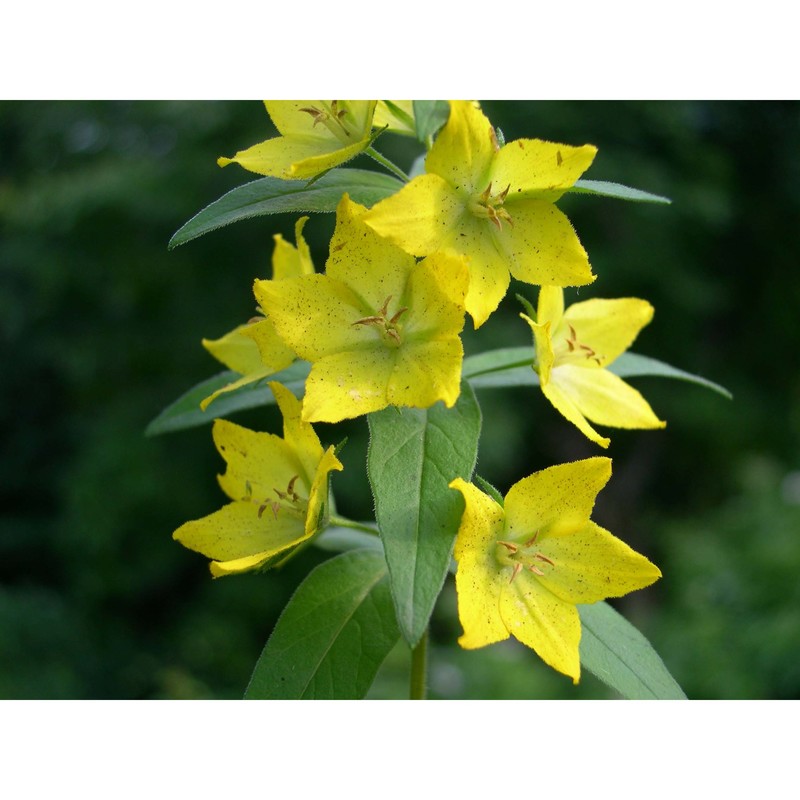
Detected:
[169,169,403,248]
[245,549,399,699]
[144,361,310,437]
[413,100,450,144]
[463,346,731,398]
[569,178,672,204]
[367,381,481,647]
[579,601,686,699]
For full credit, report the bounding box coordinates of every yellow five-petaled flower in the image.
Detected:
[255,195,469,423]
[523,286,666,448]
[450,457,661,683]
[363,100,597,327]
[218,101,377,180]
[173,382,342,577]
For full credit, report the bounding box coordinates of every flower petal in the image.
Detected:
[173,500,307,565]
[492,139,596,202]
[552,364,666,431]
[213,418,304,502]
[404,252,468,340]
[238,317,296,372]
[450,478,509,649]
[425,100,496,194]
[540,377,611,447]
[202,324,266,375]
[301,348,395,422]
[388,339,463,409]
[272,216,314,279]
[500,575,582,683]
[504,457,612,540]
[305,446,343,538]
[496,199,595,288]
[218,135,349,180]
[536,520,661,605]
[561,297,654,367]
[362,173,466,257]
[270,381,325,486]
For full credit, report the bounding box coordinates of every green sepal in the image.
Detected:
[569,178,672,204]
[579,601,686,699]
[245,549,400,699]
[367,381,482,647]
[169,169,404,249]
[413,101,450,145]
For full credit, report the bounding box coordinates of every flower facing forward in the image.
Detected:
[523,286,666,448]
[254,195,469,423]
[199,217,315,409]
[363,100,597,327]
[173,382,342,576]
[217,101,377,180]
[450,458,661,682]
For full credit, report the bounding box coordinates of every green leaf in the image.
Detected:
[245,549,399,699]
[169,169,404,249]
[609,352,732,399]
[569,178,672,204]
[579,601,686,699]
[144,361,311,437]
[315,525,383,554]
[462,346,731,398]
[413,100,450,144]
[367,381,481,647]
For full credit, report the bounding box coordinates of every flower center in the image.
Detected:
[560,323,603,366]
[299,101,357,144]
[242,475,307,521]
[469,182,514,231]
[495,530,556,583]
[351,295,408,348]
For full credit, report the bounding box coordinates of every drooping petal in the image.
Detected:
[537,286,565,329]
[523,316,555,385]
[173,500,308,566]
[200,366,276,412]
[504,457,612,541]
[552,364,666,431]
[535,520,661,605]
[361,173,467,257]
[305,446,343,538]
[496,199,595,288]
[238,317,296,372]
[492,139,597,202]
[500,575,582,683]
[212,418,304,503]
[301,347,396,422]
[450,478,509,649]
[539,377,611,448]
[561,297,654,367]
[202,324,265,375]
[425,100,496,194]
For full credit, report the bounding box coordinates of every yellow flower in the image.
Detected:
[450,458,661,683]
[362,100,597,327]
[217,101,377,180]
[173,382,343,577]
[199,217,314,410]
[373,101,415,136]
[523,286,666,448]
[254,195,469,423]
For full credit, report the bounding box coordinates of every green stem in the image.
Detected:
[366,147,410,182]
[409,628,429,700]
[328,515,379,536]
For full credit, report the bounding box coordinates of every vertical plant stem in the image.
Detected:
[409,627,429,700]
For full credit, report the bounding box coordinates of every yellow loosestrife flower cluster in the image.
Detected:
[175,100,668,684]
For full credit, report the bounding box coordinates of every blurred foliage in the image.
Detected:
[1,101,798,698]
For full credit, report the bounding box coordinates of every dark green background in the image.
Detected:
[2,101,798,699]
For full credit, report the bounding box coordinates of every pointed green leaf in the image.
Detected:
[169,169,404,249]
[367,381,482,647]
[569,179,672,204]
[144,361,311,436]
[245,549,399,699]
[609,352,732,398]
[579,601,686,699]
[413,100,450,144]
